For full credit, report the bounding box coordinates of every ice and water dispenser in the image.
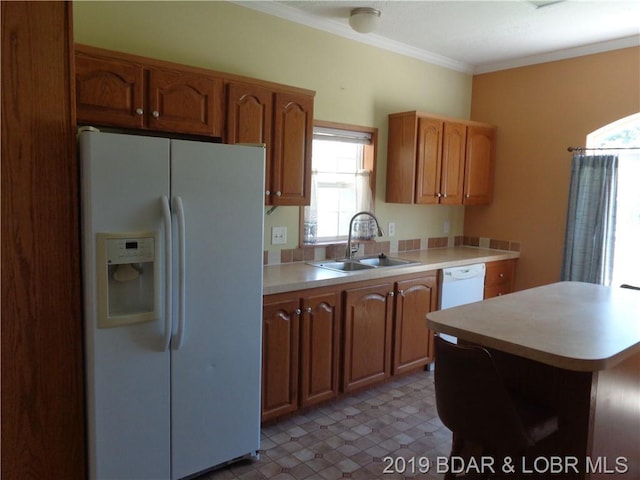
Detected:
[96,232,159,328]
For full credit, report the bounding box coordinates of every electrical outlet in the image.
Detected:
[388,222,396,237]
[271,226,287,245]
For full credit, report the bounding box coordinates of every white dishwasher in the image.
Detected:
[439,263,486,343]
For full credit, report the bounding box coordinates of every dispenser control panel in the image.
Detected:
[96,232,159,328]
[106,237,155,265]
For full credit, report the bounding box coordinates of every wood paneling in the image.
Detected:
[1,2,86,478]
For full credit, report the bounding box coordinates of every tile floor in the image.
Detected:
[196,370,452,479]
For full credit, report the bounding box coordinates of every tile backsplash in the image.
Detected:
[264,235,520,265]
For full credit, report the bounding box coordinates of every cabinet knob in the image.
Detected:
[135,108,144,115]
[466,194,470,198]
[398,290,404,296]
[499,273,505,278]
[275,191,282,197]
[305,307,312,313]
[265,190,271,196]
[436,193,442,198]
[152,110,160,118]
[294,308,302,315]
[443,194,448,198]
[389,291,395,297]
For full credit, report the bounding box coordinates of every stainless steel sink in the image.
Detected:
[357,255,418,267]
[309,260,376,273]
[309,254,419,273]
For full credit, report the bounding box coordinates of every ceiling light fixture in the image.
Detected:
[349,7,381,34]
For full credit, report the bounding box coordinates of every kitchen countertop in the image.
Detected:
[427,281,640,372]
[263,246,519,295]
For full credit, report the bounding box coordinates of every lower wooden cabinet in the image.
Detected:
[392,274,438,374]
[262,271,439,421]
[342,282,394,393]
[261,287,340,422]
[300,292,341,407]
[484,259,517,298]
[261,297,300,423]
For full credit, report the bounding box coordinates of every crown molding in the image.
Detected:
[233,2,639,76]
[475,35,640,74]
[232,1,475,74]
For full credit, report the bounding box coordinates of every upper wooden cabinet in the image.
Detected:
[464,125,496,205]
[226,83,313,206]
[147,68,223,136]
[74,45,316,206]
[75,54,145,129]
[226,82,273,199]
[414,118,467,205]
[386,111,496,206]
[75,45,223,137]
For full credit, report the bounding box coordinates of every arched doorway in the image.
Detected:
[588,113,640,287]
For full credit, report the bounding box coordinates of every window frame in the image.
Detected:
[299,120,378,246]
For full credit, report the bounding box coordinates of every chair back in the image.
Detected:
[434,336,534,451]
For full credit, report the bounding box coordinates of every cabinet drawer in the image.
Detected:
[484,259,515,286]
[484,284,512,299]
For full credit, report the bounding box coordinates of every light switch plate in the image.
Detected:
[388,222,396,237]
[271,226,287,245]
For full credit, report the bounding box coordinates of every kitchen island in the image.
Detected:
[427,281,640,479]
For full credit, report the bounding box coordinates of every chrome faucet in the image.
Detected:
[345,211,384,259]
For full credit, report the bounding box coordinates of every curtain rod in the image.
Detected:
[567,146,640,152]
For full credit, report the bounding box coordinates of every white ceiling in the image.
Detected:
[236,1,640,73]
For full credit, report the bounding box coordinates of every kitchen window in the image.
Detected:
[301,122,377,245]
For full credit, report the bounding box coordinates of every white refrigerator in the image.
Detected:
[80,130,265,480]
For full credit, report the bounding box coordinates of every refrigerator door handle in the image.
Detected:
[161,196,173,351]
[172,195,186,350]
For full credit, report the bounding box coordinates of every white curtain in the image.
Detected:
[351,169,376,241]
[303,169,318,243]
[561,154,618,285]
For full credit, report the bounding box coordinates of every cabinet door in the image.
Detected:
[300,291,340,407]
[393,275,438,374]
[75,54,145,128]
[261,298,300,422]
[415,118,442,204]
[342,283,393,392]
[272,92,313,206]
[440,122,467,205]
[147,68,223,137]
[464,125,496,205]
[226,83,273,202]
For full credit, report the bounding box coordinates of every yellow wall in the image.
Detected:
[73,1,472,253]
[468,47,640,290]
